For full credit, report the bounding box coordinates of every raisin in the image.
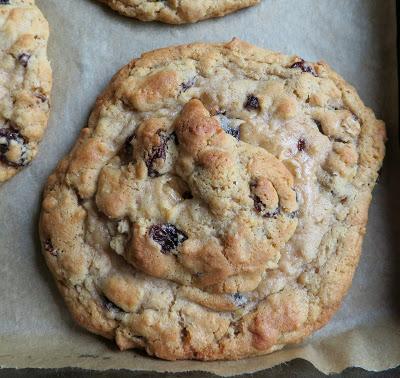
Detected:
[182,191,193,200]
[297,138,306,152]
[290,59,317,77]
[244,95,260,110]
[232,293,247,307]
[119,134,137,165]
[180,77,196,92]
[44,239,58,257]
[18,53,31,68]
[145,131,171,177]
[0,126,28,167]
[124,134,134,156]
[252,193,263,213]
[218,114,240,140]
[148,224,188,253]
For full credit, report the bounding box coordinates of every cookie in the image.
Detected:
[97,0,260,24]
[39,39,385,361]
[0,0,52,183]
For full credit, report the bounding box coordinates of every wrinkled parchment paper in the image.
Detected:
[0,0,399,375]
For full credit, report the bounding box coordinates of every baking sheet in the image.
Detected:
[0,0,399,375]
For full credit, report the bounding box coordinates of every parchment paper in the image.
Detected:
[0,0,399,375]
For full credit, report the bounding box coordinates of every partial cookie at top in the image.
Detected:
[0,0,52,183]
[97,0,260,24]
[40,39,385,361]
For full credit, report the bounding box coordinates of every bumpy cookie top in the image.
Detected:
[40,39,385,360]
[96,98,299,293]
[97,0,260,24]
[0,0,52,183]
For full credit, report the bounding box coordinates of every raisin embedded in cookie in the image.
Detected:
[0,0,52,183]
[97,0,260,24]
[39,39,385,361]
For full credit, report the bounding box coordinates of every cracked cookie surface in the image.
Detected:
[97,0,260,24]
[39,39,385,360]
[0,0,52,182]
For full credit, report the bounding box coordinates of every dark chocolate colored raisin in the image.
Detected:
[0,126,28,167]
[180,76,196,92]
[244,94,260,110]
[232,293,248,307]
[182,191,193,200]
[297,138,306,152]
[124,134,134,156]
[218,114,240,140]
[145,131,172,177]
[253,195,263,213]
[44,239,58,257]
[290,59,317,77]
[148,223,188,254]
[18,53,31,68]
[119,134,137,165]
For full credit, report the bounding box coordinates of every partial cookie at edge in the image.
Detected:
[97,0,260,24]
[0,0,52,183]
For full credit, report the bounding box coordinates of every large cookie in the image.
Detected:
[97,0,260,24]
[0,0,52,183]
[39,39,385,360]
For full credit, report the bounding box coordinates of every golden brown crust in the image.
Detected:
[97,0,260,24]
[39,39,385,360]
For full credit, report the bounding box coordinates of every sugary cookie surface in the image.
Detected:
[97,0,260,24]
[0,0,52,182]
[40,39,385,360]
